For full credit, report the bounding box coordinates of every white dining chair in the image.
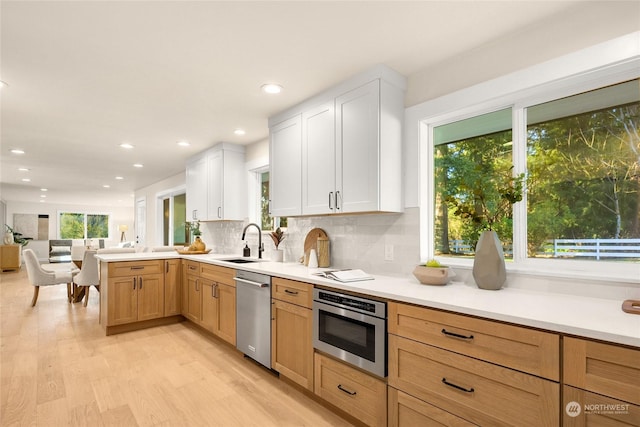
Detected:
[72,250,99,306]
[23,249,75,306]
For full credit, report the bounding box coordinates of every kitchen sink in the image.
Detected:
[222,258,258,264]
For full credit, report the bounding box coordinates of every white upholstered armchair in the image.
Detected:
[23,249,76,306]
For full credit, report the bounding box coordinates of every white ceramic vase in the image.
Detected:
[274,249,284,262]
[3,232,14,245]
[472,230,506,290]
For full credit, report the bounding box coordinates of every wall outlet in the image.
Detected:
[384,244,394,261]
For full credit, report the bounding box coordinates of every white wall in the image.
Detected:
[406,1,640,107]
[134,171,185,248]
[5,200,133,261]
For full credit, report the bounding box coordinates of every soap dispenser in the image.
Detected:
[243,242,251,257]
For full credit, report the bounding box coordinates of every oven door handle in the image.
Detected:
[234,277,269,288]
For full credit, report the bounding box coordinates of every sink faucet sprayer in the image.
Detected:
[241,223,264,259]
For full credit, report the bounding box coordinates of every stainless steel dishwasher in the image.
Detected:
[234,270,272,369]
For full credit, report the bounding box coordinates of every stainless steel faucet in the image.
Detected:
[241,223,264,259]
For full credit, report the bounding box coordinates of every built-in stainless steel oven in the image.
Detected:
[312,288,387,378]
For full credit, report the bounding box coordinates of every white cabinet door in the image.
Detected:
[208,149,223,220]
[302,101,335,215]
[270,115,302,217]
[186,154,208,221]
[336,80,380,213]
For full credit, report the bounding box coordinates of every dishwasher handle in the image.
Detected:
[234,277,269,288]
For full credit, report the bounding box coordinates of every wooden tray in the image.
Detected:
[622,299,640,315]
[303,228,328,266]
[176,249,212,255]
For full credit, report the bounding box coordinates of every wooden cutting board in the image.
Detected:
[303,228,328,265]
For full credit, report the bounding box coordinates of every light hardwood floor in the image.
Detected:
[0,269,353,426]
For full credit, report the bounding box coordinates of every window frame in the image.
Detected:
[417,34,640,283]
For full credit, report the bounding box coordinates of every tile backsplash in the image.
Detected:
[199,207,420,278]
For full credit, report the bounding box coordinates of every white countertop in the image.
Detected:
[96,252,640,347]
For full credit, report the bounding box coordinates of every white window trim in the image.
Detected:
[414,32,640,283]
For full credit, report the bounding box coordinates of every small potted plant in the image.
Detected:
[270,227,285,262]
[413,259,449,286]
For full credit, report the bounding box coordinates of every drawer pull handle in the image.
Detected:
[337,384,357,396]
[441,328,474,340]
[442,378,474,393]
[284,289,299,295]
[189,266,197,271]
[131,266,145,270]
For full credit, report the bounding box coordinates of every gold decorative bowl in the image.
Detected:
[412,265,449,286]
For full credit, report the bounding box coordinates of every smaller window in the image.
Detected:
[259,171,287,231]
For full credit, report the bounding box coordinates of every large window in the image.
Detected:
[430,79,639,265]
[526,81,639,260]
[59,212,109,239]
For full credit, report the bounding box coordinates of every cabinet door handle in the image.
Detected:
[328,192,334,210]
[193,209,197,220]
[442,378,474,393]
[337,384,357,396]
[218,206,222,218]
[166,261,169,273]
[335,191,341,210]
[139,277,143,289]
[441,328,474,340]
[284,289,299,295]
[195,280,199,292]
[214,284,218,299]
[133,277,136,290]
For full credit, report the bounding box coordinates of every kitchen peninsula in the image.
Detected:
[96,252,640,427]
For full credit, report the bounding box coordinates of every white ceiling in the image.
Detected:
[1,1,584,207]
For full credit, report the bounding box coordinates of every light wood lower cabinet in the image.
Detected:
[102,260,165,327]
[271,277,314,391]
[563,385,640,426]
[564,337,640,406]
[315,352,387,427]
[388,387,477,427]
[164,259,181,316]
[181,262,236,346]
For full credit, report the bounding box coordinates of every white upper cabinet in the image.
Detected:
[269,65,406,216]
[186,143,246,222]
[270,115,303,217]
[186,154,208,221]
[302,101,335,215]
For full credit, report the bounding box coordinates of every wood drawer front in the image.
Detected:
[388,302,559,380]
[563,385,640,427]
[199,263,235,286]
[564,337,640,406]
[314,353,386,427]
[183,260,200,276]
[109,260,163,277]
[388,334,559,427]
[272,277,312,308]
[388,387,478,427]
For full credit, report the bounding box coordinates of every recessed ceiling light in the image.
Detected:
[115,176,124,180]
[234,129,246,136]
[40,194,46,198]
[103,184,110,188]
[18,167,30,172]
[41,188,48,191]
[120,143,134,149]
[261,83,283,94]
[177,140,190,147]
[133,163,143,168]
[21,178,31,182]
[11,149,25,155]
[39,199,45,203]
